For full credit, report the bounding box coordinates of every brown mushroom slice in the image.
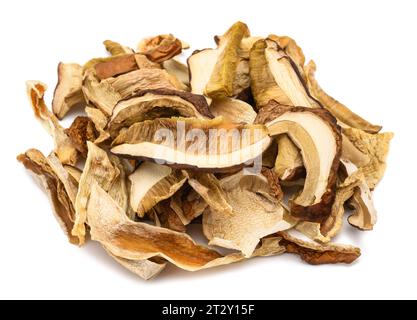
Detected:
[274,135,304,181]
[203,171,293,257]
[128,161,188,217]
[87,182,285,274]
[26,81,78,165]
[341,160,377,230]
[103,40,134,56]
[154,200,187,233]
[111,117,271,172]
[278,231,360,265]
[65,116,97,157]
[264,40,319,108]
[52,63,85,120]
[85,106,111,143]
[343,127,393,189]
[108,89,212,138]
[17,149,79,245]
[105,68,187,97]
[304,61,382,133]
[137,34,183,63]
[294,222,330,244]
[72,142,124,245]
[162,58,190,87]
[188,173,233,215]
[257,104,342,222]
[82,69,122,116]
[210,98,256,124]
[169,186,207,225]
[105,249,166,281]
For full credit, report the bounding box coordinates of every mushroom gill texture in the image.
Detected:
[18,21,393,279]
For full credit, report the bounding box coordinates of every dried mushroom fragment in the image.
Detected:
[203,170,293,256]
[188,22,250,99]
[343,127,393,189]
[17,149,79,244]
[137,34,183,63]
[210,98,256,124]
[65,116,97,157]
[103,40,134,56]
[85,107,110,143]
[257,103,342,222]
[26,81,78,165]
[342,135,370,168]
[162,59,190,87]
[274,135,304,181]
[72,142,124,245]
[170,186,207,225]
[88,183,285,273]
[279,232,361,265]
[154,200,187,232]
[52,63,85,120]
[305,61,382,133]
[94,54,139,80]
[128,161,188,217]
[111,117,271,172]
[108,89,212,137]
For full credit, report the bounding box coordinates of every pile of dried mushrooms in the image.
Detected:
[18,22,393,280]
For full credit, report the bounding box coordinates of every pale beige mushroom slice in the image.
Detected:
[203,170,294,257]
[278,231,361,265]
[52,63,85,119]
[103,40,134,56]
[108,89,212,138]
[162,58,190,87]
[111,117,271,172]
[210,98,257,124]
[17,149,79,245]
[274,135,304,181]
[85,106,111,143]
[128,161,188,217]
[26,81,78,165]
[343,127,393,189]
[256,103,342,222]
[305,60,382,134]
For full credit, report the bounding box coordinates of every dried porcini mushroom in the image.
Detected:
[128,161,188,217]
[111,117,271,172]
[19,22,392,279]
[52,63,85,120]
[257,103,342,222]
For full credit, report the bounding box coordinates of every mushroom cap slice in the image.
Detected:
[257,103,342,222]
[108,89,213,137]
[210,98,257,124]
[111,117,271,172]
[203,170,293,257]
[52,62,85,120]
[128,161,188,217]
[137,34,183,63]
[103,40,134,56]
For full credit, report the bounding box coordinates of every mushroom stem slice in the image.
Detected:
[52,62,85,120]
[274,135,304,181]
[257,103,342,222]
[111,117,271,172]
[26,81,78,166]
[305,61,382,134]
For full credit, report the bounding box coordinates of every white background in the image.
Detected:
[1,0,416,300]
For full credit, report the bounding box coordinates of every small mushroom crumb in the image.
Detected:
[18,21,392,280]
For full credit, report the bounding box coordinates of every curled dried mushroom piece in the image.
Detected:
[19,22,392,279]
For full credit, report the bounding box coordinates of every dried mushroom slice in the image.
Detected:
[154,200,187,233]
[26,81,78,165]
[72,142,124,245]
[278,231,360,265]
[305,61,382,133]
[128,161,188,217]
[17,149,79,245]
[65,116,97,157]
[108,89,212,137]
[162,58,190,87]
[187,173,233,215]
[257,103,342,222]
[52,63,85,120]
[103,40,134,56]
[87,182,285,273]
[94,54,139,80]
[188,22,250,99]
[111,117,271,172]
[343,127,393,189]
[274,135,304,181]
[203,170,293,257]
[85,107,110,143]
[137,34,183,63]
[210,98,257,124]
[342,135,370,168]
[169,186,207,225]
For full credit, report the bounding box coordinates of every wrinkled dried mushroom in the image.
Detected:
[19,22,392,279]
